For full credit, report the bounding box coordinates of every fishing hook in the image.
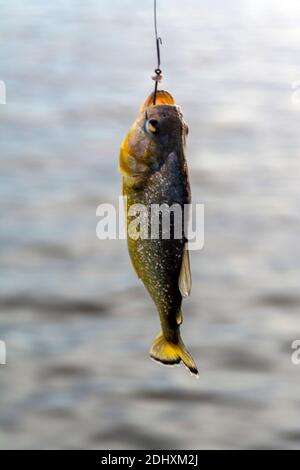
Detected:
[152,0,162,105]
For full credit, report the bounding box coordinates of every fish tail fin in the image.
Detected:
[150,331,199,377]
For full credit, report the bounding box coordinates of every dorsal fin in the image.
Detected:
[179,247,192,297]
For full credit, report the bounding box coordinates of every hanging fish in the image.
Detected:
[119,90,198,377]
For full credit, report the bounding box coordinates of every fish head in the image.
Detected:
[120,90,189,186]
[144,105,182,143]
[141,90,188,146]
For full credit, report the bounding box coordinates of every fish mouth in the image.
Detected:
[140,90,176,112]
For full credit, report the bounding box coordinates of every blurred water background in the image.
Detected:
[1,0,300,449]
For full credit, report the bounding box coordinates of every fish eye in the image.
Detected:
[146,119,160,134]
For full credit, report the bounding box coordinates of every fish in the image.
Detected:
[119,90,198,377]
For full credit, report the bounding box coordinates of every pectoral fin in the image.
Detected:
[179,248,192,297]
[119,149,148,178]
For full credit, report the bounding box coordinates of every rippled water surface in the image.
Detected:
[1,0,300,449]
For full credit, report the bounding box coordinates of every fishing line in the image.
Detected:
[152,0,163,104]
